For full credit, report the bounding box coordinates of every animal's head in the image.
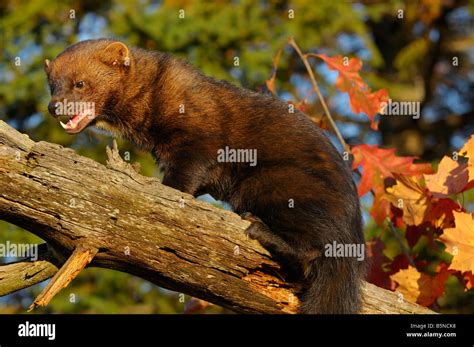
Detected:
[44,39,131,134]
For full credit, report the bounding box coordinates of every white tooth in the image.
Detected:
[60,121,68,129]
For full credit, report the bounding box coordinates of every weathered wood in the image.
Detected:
[0,244,59,296]
[28,245,98,311]
[0,120,434,313]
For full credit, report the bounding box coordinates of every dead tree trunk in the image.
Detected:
[0,120,434,314]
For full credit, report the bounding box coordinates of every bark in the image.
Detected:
[0,120,434,314]
[0,244,59,296]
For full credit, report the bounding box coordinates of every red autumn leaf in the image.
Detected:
[371,192,392,225]
[424,198,460,229]
[366,238,395,290]
[315,54,365,90]
[348,88,388,130]
[418,263,454,307]
[464,271,474,290]
[351,144,433,224]
[289,99,308,113]
[266,48,282,95]
[313,114,331,130]
[352,144,433,197]
[390,253,411,274]
[406,223,434,248]
[315,54,389,129]
[390,204,405,229]
[183,298,212,314]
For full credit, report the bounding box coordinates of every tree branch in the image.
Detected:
[0,244,59,296]
[0,120,433,314]
[28,245,97,311]
[288,37,349,153]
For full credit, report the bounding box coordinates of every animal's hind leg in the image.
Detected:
[240,212,320,265]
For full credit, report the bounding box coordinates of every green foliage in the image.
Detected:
[394,38,429,79]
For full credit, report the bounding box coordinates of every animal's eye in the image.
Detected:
[75,81,85,89]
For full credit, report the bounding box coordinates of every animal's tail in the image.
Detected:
[299,254,366,314]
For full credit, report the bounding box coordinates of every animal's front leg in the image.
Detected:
[162,168,202,196]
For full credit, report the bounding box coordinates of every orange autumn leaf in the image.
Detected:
[315,54,389,130]
[183,298,212,314]
[392,264,453,306]
[371,193,392,226]
[317,55,365,89]
[459,134,474,182]
[352,145,433,196]
[385,176,430,226]
[351,144,433,224]
[290,99,309,113]
[420,0,443,24]
[424,156,469,198]
[464,272,474,290]
[348,88,388,130]
[391,266,421,303]
[266,48,282,95]
[441,211,474,273]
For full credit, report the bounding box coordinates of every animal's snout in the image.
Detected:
[48,100,59,117]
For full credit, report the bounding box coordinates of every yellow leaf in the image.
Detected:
[386,176,429,225]
[424,156,469,198]
[441,211,474,273]
[459,135,474,182]
[391,266,421,303]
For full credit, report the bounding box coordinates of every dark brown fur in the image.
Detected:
[45,39,367,313]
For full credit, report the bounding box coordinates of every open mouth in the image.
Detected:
[59,108,96,134]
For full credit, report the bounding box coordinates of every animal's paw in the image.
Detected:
[240,211,262,224]
[244,224,259,240]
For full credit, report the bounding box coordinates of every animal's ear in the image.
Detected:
[100,42,130,67]
[44,59,51,73]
